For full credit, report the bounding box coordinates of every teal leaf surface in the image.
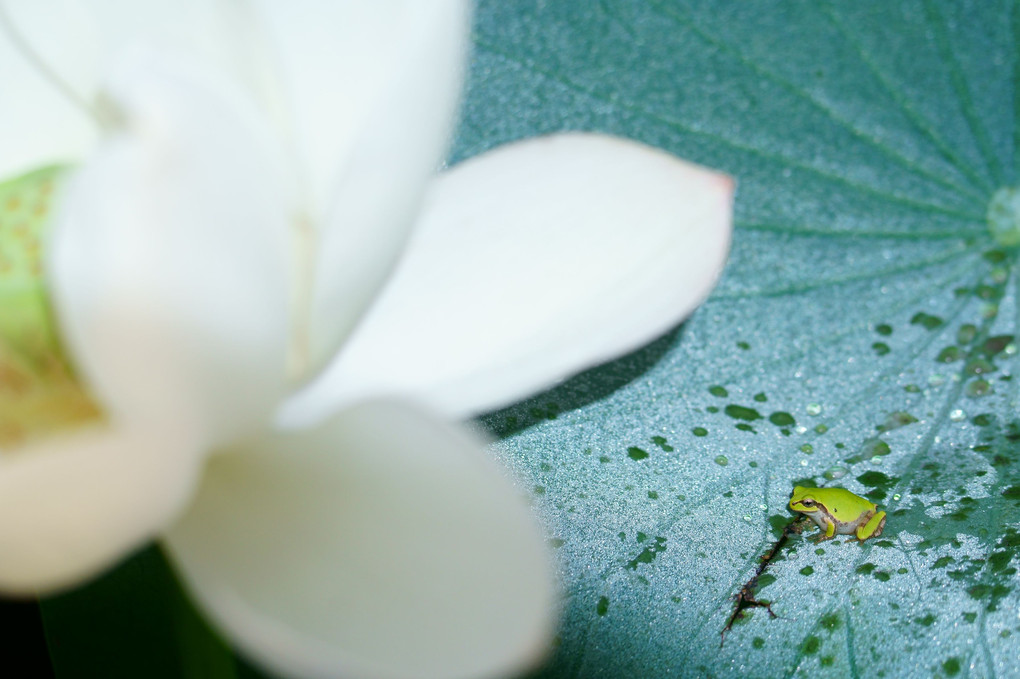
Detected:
[459,1,1020,677]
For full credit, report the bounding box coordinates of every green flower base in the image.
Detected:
[0,167,101,450]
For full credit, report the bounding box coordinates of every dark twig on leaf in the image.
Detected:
[720,515,808,645]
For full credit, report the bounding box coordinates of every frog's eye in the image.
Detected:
[800,499,815,507]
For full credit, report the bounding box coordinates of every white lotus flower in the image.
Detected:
[0,1,733,678]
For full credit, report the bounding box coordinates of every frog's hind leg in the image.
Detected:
[856,511,887,541]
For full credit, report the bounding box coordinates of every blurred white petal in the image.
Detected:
[281,134,734,426]
[0,422,202,594]
[0,0,98,177]
[48,52,291,444]
[165,400,554,679]
[280,0,471,373]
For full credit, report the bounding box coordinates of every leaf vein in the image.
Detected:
[473,38,986,222]
[647,0,989,204]
[820,1,997,193]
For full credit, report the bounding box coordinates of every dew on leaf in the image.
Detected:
[965,358,996,376]
[981,335,1014,357]
[800,444,813,454]
[823,465,848,481]
[987,551,1012,571]
[799,566,814,576]
[966,379,992,398]
[625,536,667,570]
[875,324,893,336]
[708,385,728,398]
[692,427,708,437]
[768,411,795,427]
[910,312,944,330]
[957,324,978,344]
[753,392,767,402]
[627,447,649,461]
[949,409,966,422]
[857,471,895,489]
[983,249,1009,263]
[872,342,890,355]
[850,438,891,464]
[714,455,729,466]
[974,284,1003,300]
[596,596,609,617]
[966,409,991,426]
[936,346,963,363]
[651,436,674,452]
[814,424,828,434]
[724,404,762,421]
[877,411,918,432]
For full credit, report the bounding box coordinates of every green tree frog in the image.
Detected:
[789,486,887,542]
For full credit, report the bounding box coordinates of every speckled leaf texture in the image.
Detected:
[455,1,1020,678]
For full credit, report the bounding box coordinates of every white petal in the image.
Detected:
[1,0,281,178]
[164,400,555,679]
[0,0,98,177]
[48,51,291,445]
[0,422,202,594]
[281,134,734,425]
[255,0,471,374]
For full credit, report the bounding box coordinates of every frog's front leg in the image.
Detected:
[856,511,887,541]
[814,520,836,542]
